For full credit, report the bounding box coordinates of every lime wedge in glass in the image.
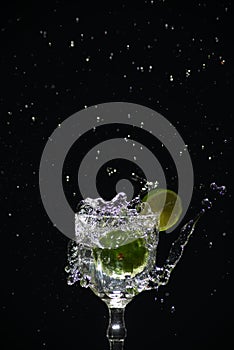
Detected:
[142,189,182,231]
[93,230,148,278]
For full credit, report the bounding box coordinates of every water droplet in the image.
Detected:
[210,288,217,296]
[67,276,74,285]
[170,305,176,313]
[210,182,217,190]
[186,69,191,77]
[202,198,212,209]
[65,266,70,273]
[210,182,226,195]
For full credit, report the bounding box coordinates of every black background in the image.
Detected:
[0,1,233,349]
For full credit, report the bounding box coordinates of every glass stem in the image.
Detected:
[107,307,127,350]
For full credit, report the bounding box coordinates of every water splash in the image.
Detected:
[154,216,199,286]
[201,198,212,210]
[76,191,152,217]
[66,182,226,296]
[130,173,159,198]
[74,192,156,249]
[150,182,226,286]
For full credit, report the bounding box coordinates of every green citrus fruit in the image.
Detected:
[93,237,148,278]
[142,189,182,231]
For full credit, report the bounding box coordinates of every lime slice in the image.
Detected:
[142,189,182,231]
[93,238,148,278]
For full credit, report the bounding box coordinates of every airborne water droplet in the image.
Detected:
[202,198,212,210]
[210,182,226,195]
[170,305,176,313]
[64,265,70,273]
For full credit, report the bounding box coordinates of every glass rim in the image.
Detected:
[75,213,159,219]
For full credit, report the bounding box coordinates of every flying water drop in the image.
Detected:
[210,182,227,195]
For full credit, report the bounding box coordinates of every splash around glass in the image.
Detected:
[65,192,201,349]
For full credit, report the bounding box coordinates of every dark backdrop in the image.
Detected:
[1,1,233,349]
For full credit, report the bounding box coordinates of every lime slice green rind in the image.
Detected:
[142,189,182,232]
